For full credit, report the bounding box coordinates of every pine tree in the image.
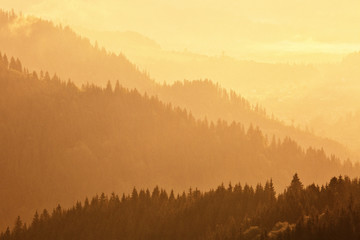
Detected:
[3,54,8,69]
[114,80,121,95]
[32,211,39,226]
[132,187,139,201]
[12,216,23,239]
[105,80,113,94]
[289,173,303,194]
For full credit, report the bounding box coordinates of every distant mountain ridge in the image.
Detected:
[0,54,359,231]
[0,10,154,90]
[0,9,355,162]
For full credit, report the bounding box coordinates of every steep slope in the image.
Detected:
[154,80,355,161]
[0,9,355,162]
[264,52,360,156]
[0,55,359,230]
[322,111,360,154]
[75,26,320,94]
[0,10,154,91]
[78,27,360,158]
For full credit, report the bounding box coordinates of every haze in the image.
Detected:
[2,0,360,63]
[2,1,360,238]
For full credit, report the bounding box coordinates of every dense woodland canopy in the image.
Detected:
[154,80,352,161]
[0,9,355,162]
[0,52,359,231]
[1,5,360,240]
[1,174,360,240]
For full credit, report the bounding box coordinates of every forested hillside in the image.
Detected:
[0,9,355,162]
[0,10,154,90]
[0,53,359,230]
[155,80,353,161]
[78,27,321,94]
[2,174,360,240]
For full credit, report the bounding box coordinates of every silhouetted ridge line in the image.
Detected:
[0,8,355,163]
[0,52,359,232]
[2,175,360,240]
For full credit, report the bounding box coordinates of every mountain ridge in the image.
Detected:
[0,55,359,230]
[0,9,356,163]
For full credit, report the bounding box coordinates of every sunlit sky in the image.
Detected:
[2,0,360,62]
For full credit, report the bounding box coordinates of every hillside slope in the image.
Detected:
[0,55,359,230]
[0,10,154,91]
[0,9,355,162]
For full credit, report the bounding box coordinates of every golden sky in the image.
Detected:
[2,0,360,62]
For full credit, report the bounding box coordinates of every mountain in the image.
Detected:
[154,80,356,162]
[0,54,359,231]
[75,27,360,158]
[0,10,154,91]
[268,52,360,154]
[76,27,321,104]
[0,9,355,162]
[321,111,360,154]
[77,28,162,52]
[2,174,360,240]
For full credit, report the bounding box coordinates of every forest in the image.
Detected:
[0,51,359,232]
[0,9,355,162]
[1,174,360,240]
[0,6,360,239]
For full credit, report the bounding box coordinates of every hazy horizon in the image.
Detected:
[1,3,360,239]
[2,0,360,63]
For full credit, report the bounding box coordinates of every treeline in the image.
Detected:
[0,8,354,162]
[155,79,354,162]
[274,175,360,240]
[1,174,360,240]
[0,52,359,230]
